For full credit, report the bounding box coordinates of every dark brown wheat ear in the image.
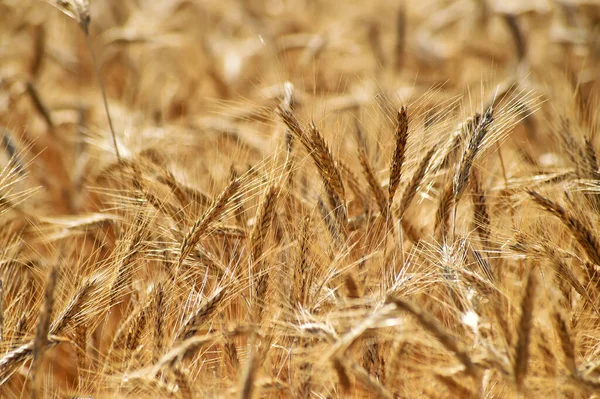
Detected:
[388,106,409,208]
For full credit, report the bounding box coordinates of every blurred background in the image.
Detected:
[1,0,599,214]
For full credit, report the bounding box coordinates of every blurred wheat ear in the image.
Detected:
[46,0,121,163]
[46,0,90,34]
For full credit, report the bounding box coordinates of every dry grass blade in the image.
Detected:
[514,270,536,391]
[386,296,477,377]
[527,190,600,264]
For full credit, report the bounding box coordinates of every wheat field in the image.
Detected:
[1,0,600,398]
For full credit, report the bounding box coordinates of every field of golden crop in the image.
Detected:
[1,0,600,398]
